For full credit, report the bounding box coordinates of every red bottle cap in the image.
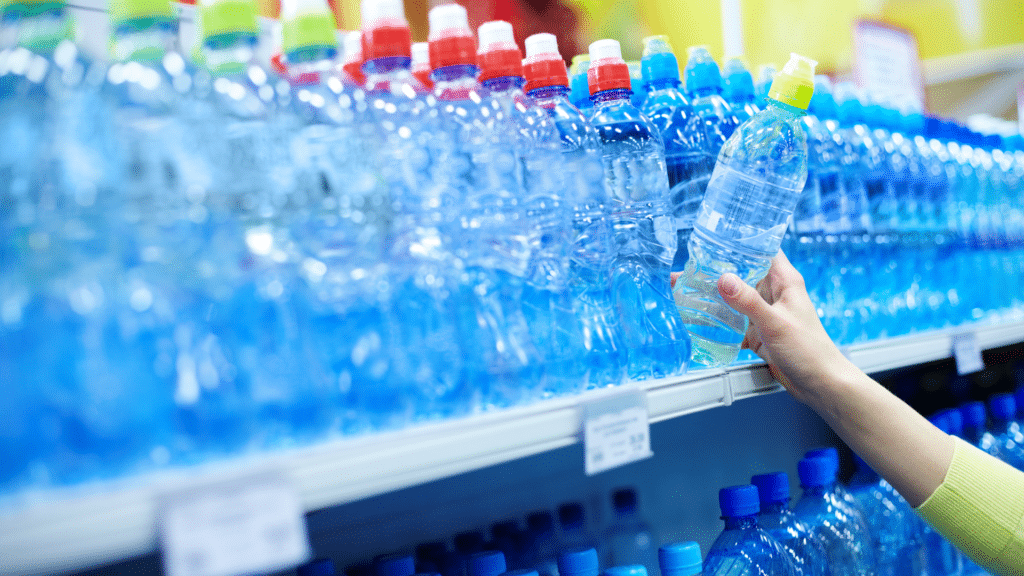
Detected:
[523,32,568,92]
[477,20,522,82]
[427,4,476,69]
[587,39,630,94]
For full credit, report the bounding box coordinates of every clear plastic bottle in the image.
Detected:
[587,38,690,380]
[673,53,815,367]
[848,455,927,576]
[658,542,703,576]
[683,46,739,148]
[640,35,715,272]
[426,4,541,410]
[721,57,760,125]
[754,64,776,105]
[750,472,829,576]
[478,20,584,398]
[603,488,658,576]
[704,485,797,576]
[569,54,593,114]
[982,394,1024,470]
[523,32,627,389]
[627,61,647,109]
[794,456,878,576]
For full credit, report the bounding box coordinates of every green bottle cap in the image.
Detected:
[108,0,174,29]
[200,0,258,42]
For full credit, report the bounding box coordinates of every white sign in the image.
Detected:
[584,389,652,475]
[952,332,985,375]
[161,475,311,576]
[853,20,926,111]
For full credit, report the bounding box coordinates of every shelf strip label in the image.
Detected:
[952,332,984,375]
[161,474,310,576]
[583,389,652,476]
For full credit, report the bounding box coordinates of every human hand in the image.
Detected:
[712,251,854,406]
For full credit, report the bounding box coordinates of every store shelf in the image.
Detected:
[2,319,1022,576]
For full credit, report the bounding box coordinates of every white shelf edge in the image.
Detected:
[2,319,1022,576]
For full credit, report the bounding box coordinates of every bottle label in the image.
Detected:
[694,166,797,257]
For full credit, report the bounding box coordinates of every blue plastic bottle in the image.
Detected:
[750,472,829,576]
[640,35,715,272]
[794,456,878,576]
[848,455,926,576]
[603,488,658,576]
[683,46,739,147]
[525,512,560,576]
[570,55,593,114]
[559,502,600,551]
[627,61,648,108]
[704,485,797,576]
[982,394,1024,470]
[674,53,815,367]
[587,38,690,380]
[722,57,760,124]
[523,33,628,389]
[559,548,601,576]
[658,542,703,576]
[754,64,776,104]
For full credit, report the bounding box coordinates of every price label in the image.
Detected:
[952,332,984,375]
[853,20,925,111]
[583,389,652,476]
[161,475,310,576]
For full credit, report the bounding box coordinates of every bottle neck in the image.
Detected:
[723,515,758,530]
[691,85,721,99]
[2,5,71,54]
[363,55,411,75]
[760,501,788,515]
[765,97,806,117]
[802,483,832,497]
[592,88,632,106]
[432,63,478,83]
[112,18,178,62]
[482,75,525,93]
[646,78,680,92]
[527,84,571,106]
[203,32,258,76]
[286,45,337,67]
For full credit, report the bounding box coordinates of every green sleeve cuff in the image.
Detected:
[915,436,1024,574]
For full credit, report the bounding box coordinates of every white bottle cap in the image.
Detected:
[428,3,470,40]
[477,20,515,54]
[411,41,430,66]
[343,30,362,62]
[524,32,559,59]
[361,0,407,30]
[280,0,328,20]
[589,39,622,63]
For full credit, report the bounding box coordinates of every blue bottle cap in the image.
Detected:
[960,401,987,430]
[804,447,839,476]
[605,566,648,576]
[750,472,790,505]
[468,551,506,576]
[798,456,836,488]
[658,542,702,576]
[641,35,680,85]
[721,57,753,102]
[683,46,722,94]
[990,393,1017,422]
[558,502,585,529]
[300,559,337,576]
[612,488,638,514]
[375,555,415,576]
[558,548,600,576]
[718,485,760,517]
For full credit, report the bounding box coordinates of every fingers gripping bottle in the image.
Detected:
[674,53,816,367]
[640,35,715,272]
[587,38,690,380]
[523,32,627,389]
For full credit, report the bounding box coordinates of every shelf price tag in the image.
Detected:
[583,389,652,476]
[160,474,310,576]
[952,332,984,375]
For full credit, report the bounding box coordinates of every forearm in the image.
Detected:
[801,357,955,507]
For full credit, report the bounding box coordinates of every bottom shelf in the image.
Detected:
[1,318,1022,576]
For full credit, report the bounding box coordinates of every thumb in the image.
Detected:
[718,273,776,328]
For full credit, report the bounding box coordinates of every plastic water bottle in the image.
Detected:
[569,55,593,114]
[794,456,878,576]
[673,53,815,367]
[523,32,628,389]
[340,30,366,86]
[469,552,508,576]
[640,35,715,272]
[704,485,797,576]
[658,542,703,576]
[925,413,965,576]
[627,61,647,108]
[722,57,760,124]
[982,394,1024,470]
[750,472,829,576]
[526,512,561,576]
[559,502,600,551]
[411,41,433,90]
[803,447,876,529]
[848,455,926,576]
[683,46,737,150]
[587,38,690,380]
[603,488,658,576]
[377,555,417,576]
[492,521,525,569]
[755,64,776,104]
[559,548,601,576]
[477,20,585,398]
